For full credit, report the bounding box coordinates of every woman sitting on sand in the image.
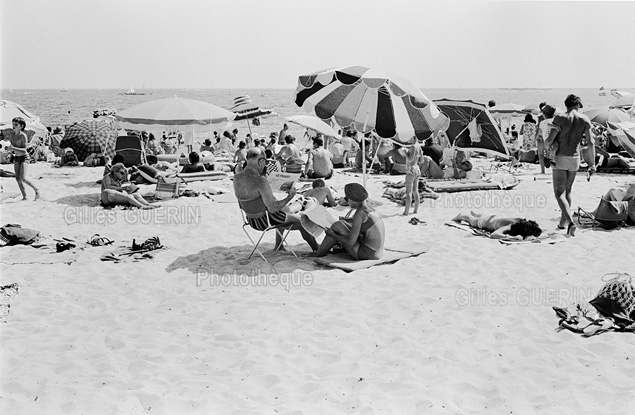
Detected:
[311,183,385,260]
[452,211,542,240]
[101,163,158,209]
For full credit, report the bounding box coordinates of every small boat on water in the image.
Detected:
[599,87,606,96]
[120,88,146,96]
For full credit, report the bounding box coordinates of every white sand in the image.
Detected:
[1,161,634,414]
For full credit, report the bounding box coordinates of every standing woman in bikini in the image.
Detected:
[8,117,39,200]
[402,138,423,215]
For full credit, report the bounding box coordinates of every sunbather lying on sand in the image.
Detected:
[101,163,158,209]
[310,183,385,260]
[282,179,337,214]
[452,211,542,239]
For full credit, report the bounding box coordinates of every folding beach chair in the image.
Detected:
[238,201,297,262]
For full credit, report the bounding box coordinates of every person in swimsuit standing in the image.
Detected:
[8,117,39,201]
[402,140,424,216]
[544,94,595,236]
[311,183,385,260]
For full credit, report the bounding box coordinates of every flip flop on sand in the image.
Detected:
[408,217,426,225]
[87,234,114,247]
[582,319,614,337]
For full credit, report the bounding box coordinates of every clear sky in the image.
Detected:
[1,0,633,89]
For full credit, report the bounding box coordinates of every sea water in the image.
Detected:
[1,87,632,149]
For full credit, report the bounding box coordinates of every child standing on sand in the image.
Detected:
[8,117,39,200]
[540,104,559,168]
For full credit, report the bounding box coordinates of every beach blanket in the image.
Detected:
[445,221,566,245]
[313,243,429,272]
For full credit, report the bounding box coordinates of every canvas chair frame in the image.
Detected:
[239,205,297,262]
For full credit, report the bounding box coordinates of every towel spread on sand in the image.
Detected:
[445,221,566,245]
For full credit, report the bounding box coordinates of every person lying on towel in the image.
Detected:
[282,179,338,215]
[452,211,542,240]
[310,183,385,260]
[101,163,159,209]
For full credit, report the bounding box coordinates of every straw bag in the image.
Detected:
[154,176,180,199]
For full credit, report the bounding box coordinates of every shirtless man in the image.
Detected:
[233,148,318,251]
[8,117,39,200]
[275,135,301,162]
[278,123,289,145]
[545,94,595,236]
[304,137,333,179]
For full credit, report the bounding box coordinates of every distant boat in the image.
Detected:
[61,87,68,92]
[599,87,606,96]
[261,93,267,97]
[120,88,145,96]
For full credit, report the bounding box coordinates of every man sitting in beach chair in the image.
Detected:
[233,148,319,252]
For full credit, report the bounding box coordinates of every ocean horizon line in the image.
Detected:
[2,86,633,92]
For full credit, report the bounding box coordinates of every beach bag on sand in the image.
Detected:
[590,273,635,324]
[154,176,180,199]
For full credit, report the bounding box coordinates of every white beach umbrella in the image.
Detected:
[285,115,341,138]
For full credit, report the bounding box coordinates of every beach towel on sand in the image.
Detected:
[445,221,566,245]
[313,243,429,272]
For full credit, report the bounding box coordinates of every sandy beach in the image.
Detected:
[1,160,634,414]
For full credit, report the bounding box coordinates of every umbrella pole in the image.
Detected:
[245,119,252,141]
[361,111,372,188]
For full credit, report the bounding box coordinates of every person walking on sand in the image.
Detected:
[8,117,39,200]
[544,94,595,236]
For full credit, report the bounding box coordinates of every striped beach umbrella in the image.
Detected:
[59,119,117,161]
[230,96,277,121]
[294,66,448,144]
[606,121,635,158]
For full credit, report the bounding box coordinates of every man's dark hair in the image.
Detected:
[189,152,200,163]
[313,137,324,147]
[507,219,542,238]
[285,135,294,144]
[112,154,125,165]
[312,179,325,188]
[564,94,583,109]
